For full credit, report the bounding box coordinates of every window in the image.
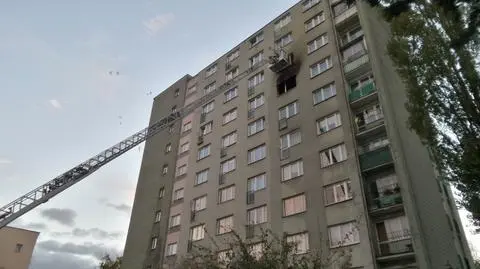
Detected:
[191,224,206,241]
[180,142,190,154]
[248,173,266,192]
[225,87,238,102]
[341,26,364,46]
[325,181,352,205]
[283,194,306,216]
[307,33,328,54]
[183,121,192,132]
[195,169,209,185]
[176,164,187,177]
[198,144,211,160]
[221,158,236,174]
[248,72,264,89]
[165,243,178,256]
[170,214,181,227]
[249,243,264,260]
[248,94,265,111]
[206,64,217,77]
[14,243,23,253]
[155,211,162,222]
[317,112,342,134]
[247,205,268,225]
[275,33,293,48]
[159,187,165,198]
[303,0,320,10]
[223,108,238,124]
[305,12,325,31]
[174,89,180,97]
[171,106,177,113]
[320,144,347,167]
[342,40,367,62]
[280,130,302,149]
[162,165,168,175]
[277,75,297,95]
[204,82,216,95]
[168,124,174,133]
[187,85,197,95]
[165,143,172,153]
[281,160,304,181]
[216,216,234,235]
[151,237,158,249]
[286,233,309,254]
[313,83,336,104]
[250,32,264,47]
[226,67,239,81]
[222,131,238,148]
[248,144,266,164]
[328,222,360,248]
[248,117,265,136]
[201,121,213,135]
[333,1,355,17]
[217,249,233,263]
[192,196,207,212]
[227,49,240,62]
[219,185,236,203]
[202,101,214,114]
[274,14,291,30]
[249,51,264,67]
[173,188,184,201]
[279,101,299,120]
[310,57,332,77]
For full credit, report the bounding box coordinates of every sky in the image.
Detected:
[0,1,478,268]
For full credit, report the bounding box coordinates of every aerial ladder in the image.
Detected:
[0,59,272,229]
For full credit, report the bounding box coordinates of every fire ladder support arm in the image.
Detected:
[0,60,268,229]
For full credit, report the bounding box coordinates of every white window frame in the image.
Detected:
[180,142,190,154]
[310,56,332,78]
[324,180,353,205]
[217,215,234,234]
[279,101,299,120]
[165,143,172,153]
[223,108,238,124]
[249,51,264,67]
[248,173,266,192]
[248,144,267,164]
[275,33,293,48]
[227,49,240,62]
[190,224,206,241]
[248,117,265,136]
[198,144,211,160]
[286,232,309,254]
[281,159,304,181]
[202,101,214,114]
[221,157,236,174]
[248,72,265,89]
[313,83,336,105]
[205,64,217,77]
[182,121,192,132]
[280,130,302,149]
[165,242,178,256]
[159,187,165,198]
[250,32,264,47]
[173,188,184,201]
[151,237,158,249]
[170,214,181,227]
[192,196,207,212]
[307,33,328,54]
[320,144,348,168]
[201,121,213,135]
[186,85,197,95]
[162,165,168,175]
[283,193,307,216]
[226,67,239,82]
[305,12,325,31]
[302,0,320,10]
[155,211,162,222]
[218,185,236,203]
[317,112,342,134]
[204,82,216,95]
[328,222,360,248]
[248,94,265,111]
[247,205,268,225]
[195,169,209,185]
[222,131,238,148]
[224,87,238,102]
[274,14,291,31]
[176,164,187,177]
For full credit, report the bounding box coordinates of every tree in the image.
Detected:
[385,0,480,229]
[172,229,352,269]
[99,254,122,269]
[347,0,480,48]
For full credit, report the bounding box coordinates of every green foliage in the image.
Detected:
[386,0,480,229]
[174,230,351,269]
[99,254,122,269]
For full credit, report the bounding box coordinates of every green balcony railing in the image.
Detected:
[349,82,376,102]
[359,146,393,171]
[372,193,403,210]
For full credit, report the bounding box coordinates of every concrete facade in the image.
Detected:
[122,1,474,269]
[0,226,39,269]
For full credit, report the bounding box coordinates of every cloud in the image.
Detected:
[49,99,62,109]
[0,158,12,165]
[37,240,120,260]
[143,13,175,36]
[106,202,132,213]
[31,249,97,269]
[41,208,77,226]
[52,228,123,240]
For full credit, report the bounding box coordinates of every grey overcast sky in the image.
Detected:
[0,1,478,268]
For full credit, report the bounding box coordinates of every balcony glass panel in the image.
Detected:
[349,81,375,102]
[376,216,413,256]
[355,104,384,132]
[359,146,392,170]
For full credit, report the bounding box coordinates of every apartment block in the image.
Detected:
[122,0,474,269]
[0,226,39,269]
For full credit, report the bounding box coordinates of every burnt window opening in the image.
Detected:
[277,75,297,95]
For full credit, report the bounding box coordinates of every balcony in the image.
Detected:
[335,5,358,25]
[359,146,393,171]
[344,52,370,78]
[369,183,404,215]
[356,110,384,136]
[377,230,414,260]
[349,81,377,105]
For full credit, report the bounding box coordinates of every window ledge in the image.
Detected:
[307,42,329,55]
[321,159,348,169]
[310,66,334,80]
[329,241,360,249]
[325,197,353,207]
[316,125,342,136]
[283,211,306,218]
[248,158,266,166]
[281,174,304,183]
[313,94,336,107]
